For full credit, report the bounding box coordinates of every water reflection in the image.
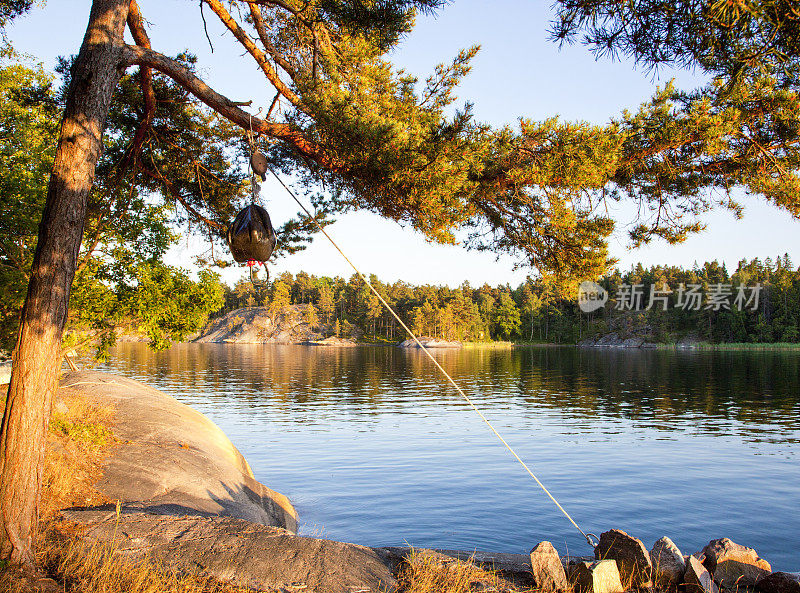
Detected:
[106,344,800,439]
[97,344,800,571]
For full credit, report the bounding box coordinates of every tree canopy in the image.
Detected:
[116,0,800,282]
[0,63,225,353]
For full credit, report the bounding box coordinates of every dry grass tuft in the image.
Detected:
[397,549,535,593]
[41,389,117,518]
[36,525,256,593]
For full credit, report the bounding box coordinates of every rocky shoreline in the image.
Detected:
[49,371,798,593]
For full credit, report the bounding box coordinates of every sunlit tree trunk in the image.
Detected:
[0,0,130,566]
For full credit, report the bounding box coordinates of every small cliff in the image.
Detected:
[195,305,324,344]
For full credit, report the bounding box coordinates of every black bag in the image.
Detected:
[226,204,278,263]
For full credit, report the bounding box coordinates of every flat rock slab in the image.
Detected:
[59,371,296,531]
[61,509,397,593]
[397,337,462,348]
[757,573,800,593]
[595,529,653,588]
[702,538,771,589]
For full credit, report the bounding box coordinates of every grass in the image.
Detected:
[35,523,255,593]
[396,549,537,593]
[41,389,117,518]
[654,341,800,350]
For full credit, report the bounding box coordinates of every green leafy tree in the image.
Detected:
[493,291,521,340]
[119,265,224,350]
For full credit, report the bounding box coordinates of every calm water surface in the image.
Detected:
[99,344,800,570]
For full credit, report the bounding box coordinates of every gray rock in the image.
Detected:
[595,529,653,588]
[196,306,323,344]
[685,555,720,593]
[650,536,686,589]
[572,560,624,593]
[61,509,397,593]
[702,538,771,589]
[757,573,800,593]
[60,371,297,531]
[529,541,568,591]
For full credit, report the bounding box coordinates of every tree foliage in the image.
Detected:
[549,0,800,246]
[0,63,227,353]
[220,256,800,345]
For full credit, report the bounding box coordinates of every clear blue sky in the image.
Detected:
[8,1,800,287]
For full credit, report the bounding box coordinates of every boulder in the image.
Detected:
[595,529,652,588]
[59,371,297,531]
[650,536,686,589]
[529,541,568,591]
[685,555,720,593]
[757,573,800,593]
[701,538,771,589]
[572,560,624,593]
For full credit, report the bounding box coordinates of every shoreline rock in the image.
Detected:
[304,335,359,347]
[702,538,772,589]
[398,336,463,348]
[651,536,686,589]
[595,529,653,588]
[60,370,297,531]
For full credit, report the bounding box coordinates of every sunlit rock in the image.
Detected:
[650,536,686,589]
[572,560,624,593]
[529,541,568,591]
[702,538,771,588]
[595,529,652,588]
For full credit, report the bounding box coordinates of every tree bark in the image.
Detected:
[0,0,130,566]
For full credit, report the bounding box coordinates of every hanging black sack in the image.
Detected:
[226,203,278,263]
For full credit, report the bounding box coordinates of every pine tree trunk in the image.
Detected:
[0,0,129,566]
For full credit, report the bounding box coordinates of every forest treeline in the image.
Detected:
[218,255,800,344]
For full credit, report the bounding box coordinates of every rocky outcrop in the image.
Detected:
[196,306,323,344]
[60,509,397,593]
[398,336,462,348]
[60,371,297,531]
[595,529,652,588]
[530,541,569,591]
[579,332,658,348]
[651,536,686,589]
[702,538,772,589]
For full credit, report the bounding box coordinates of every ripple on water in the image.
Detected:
[98,343,800,571]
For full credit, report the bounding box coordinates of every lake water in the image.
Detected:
[98,343,800,570]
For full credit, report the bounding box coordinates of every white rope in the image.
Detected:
[268,168,598,549]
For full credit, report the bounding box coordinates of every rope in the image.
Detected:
[267,168,599,549]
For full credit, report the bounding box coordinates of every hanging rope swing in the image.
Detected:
[225,124,277,287]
